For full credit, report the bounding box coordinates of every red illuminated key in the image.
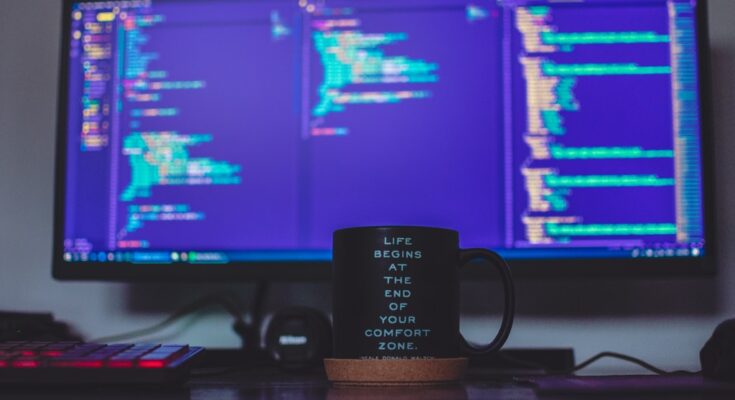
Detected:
[49,344,132,368]
[138,360,166,368]
[49,359,104,368]
[0,341,205,383]
[40,342,78,357]
[0,355,13,368]
[138,345,188,368]
[12,358,41,368]
[15,343,48,357]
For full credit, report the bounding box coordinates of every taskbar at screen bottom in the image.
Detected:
[62,246,704,264]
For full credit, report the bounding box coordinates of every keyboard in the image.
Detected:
[0,341,204,385]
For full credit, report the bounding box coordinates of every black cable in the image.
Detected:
[250,281,269,342]
[89,294,246,344]
[493,351,700,376]
[234,281,269,351]
[252,281,269,327]
[90,284,271,350]
[128,313,209,344]
[556,351,700,376]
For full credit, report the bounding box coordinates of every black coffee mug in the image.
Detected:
[332,226,514,359]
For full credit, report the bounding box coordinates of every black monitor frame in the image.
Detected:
[53,0,716,281]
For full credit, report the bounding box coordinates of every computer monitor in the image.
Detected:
[53,0,713,280]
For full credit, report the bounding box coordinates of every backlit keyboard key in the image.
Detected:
[49,359,104,368]
[138,345,189,368]
[0,340,204,385]
[109,344,159,361]
[58,343,106,357]
[11,358,41,368]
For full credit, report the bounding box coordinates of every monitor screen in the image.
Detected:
[54,0,711,279]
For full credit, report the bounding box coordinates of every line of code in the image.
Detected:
[307,7,440,137]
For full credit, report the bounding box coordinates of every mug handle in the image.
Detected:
[458,248,515,354]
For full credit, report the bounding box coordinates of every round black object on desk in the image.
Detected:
[264,307,332,369]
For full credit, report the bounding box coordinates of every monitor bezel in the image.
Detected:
[53,0,716,281]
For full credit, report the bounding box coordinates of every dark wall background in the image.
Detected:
[1,0,734,373]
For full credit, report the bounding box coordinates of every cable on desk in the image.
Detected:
[559,351,700,376]
[239,281,269,350]
[497,351,700,376]
[89,293,247,344]
[251,281,269,327]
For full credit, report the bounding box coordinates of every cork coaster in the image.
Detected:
[324,358,468,386]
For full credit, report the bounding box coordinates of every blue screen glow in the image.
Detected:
[61,0,706,264]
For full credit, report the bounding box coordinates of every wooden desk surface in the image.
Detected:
[2,370,735,399]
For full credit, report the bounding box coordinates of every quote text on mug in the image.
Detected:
[364,236,432,359]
